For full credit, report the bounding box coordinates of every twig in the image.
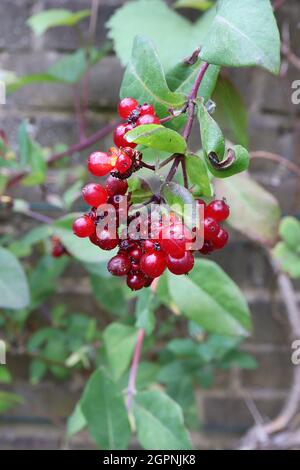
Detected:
[181,158,188,188]
[126,328,145,412]
[166,154,182,183]
[22,209,54,225]
[250,151,300,180]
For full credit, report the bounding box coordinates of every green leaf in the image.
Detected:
[135,290,156,335]
[91,275,128,316]
[17,121,47,186]
[126,125,186,154]
[0,247,30,309]
[200,0,280,74]
[166,376,198,430]
[67,403,87,437]
[0,392,22,414]
[103,323,138,381]
[27,9,90,36]
[134,390,192,450]
[161,182,195,228]
[220,350,257,369]
[167,259,251,336]
[186,153,213,197]
[7,73,59,94]
[272,242,300,279]
[107,0,215,71]
[81,368,131,450]
[212,76,249,147]
[166,60,220,101]
[120,36,185,118]
[199,101,225,157]
[214,173,281,246]
[174,0,214,10]
[53,214,114,263]
[279,217,300,252]
[0,367,12,384]
[127,176,153,204]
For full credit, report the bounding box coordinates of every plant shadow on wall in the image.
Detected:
[0,0,299,450]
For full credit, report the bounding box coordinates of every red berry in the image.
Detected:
[51,237,66,258]
[139,103,155,116]
[127,272,146,291]
[107,254,131,276]
[73,215,95,238]
[206,199,230,222]
[203,217,220,241]
[160,223,192,258]
[113,123,136,148]
[142,240,157,253]
[118,97,139,119]
[140,251,167,278]
[199,240,214,255]
[93,228,119,250]
[137,114,160,126]
[129,245,143,261]
[144,277,154,287]
[105,175,128,197]
[212,228,229,249]
[82,183,108,207]
[87,152,113,177]
[115,152,132,174]
[167,251,194,275]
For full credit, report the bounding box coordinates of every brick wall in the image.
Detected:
[0,0,300,449]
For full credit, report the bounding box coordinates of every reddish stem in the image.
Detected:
[126,328,145,412]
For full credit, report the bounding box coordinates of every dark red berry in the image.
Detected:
[51,237,66,258]
[137,114,160,126]
[129,245,143,261]
[113,123,136,148]
[115,152,132,174]
[105,175,128,197]
[127,272,146,291]
[82,183,108,207]
[203,217,220,241]
[87,152,113,177]
[160,223,192,258]
[140,251,167,278]
[212,228,229,249]
[118,97,139,119]
[73,215,95,238]
[139,103,155,116]
[199,240,214,255]
[206,199,230,222]
[107,254,131,276]
[94,228,119,250]
[142,240,156,253]
[144,277,154,287]
[167,251,194,275]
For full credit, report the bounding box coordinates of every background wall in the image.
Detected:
[0,0,299,449]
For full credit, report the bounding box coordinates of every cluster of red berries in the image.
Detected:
[114,97,160,149]
[51,236,69,258]
[198,199,230,255]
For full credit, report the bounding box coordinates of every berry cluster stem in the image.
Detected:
[126,328,145,412]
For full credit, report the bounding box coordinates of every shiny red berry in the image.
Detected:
[115,152,132,174]
[206,199,230,222]
[199,240,214,255]
[105,175,128,197]
[94,228,119,250]
[137,114,160,126]
[87,152,113,177]
[107,254,131,276]
[140,251,166,278]
[142,240,157,253]
[127,272,146,291]
[139,103,155,116]
[82,183,108,207]
[118,97,139,119]
[167,251,194,275]
[212,228,229,249]
[203,217,220,241]
[129,245,143,261]
[113,123,136,148]
[73,215,95,238]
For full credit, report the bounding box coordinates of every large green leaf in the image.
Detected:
[212,76,249,148]
[67,403,87,437]
[185,153,213,197]
[167,259,251,336]
[108,0,215,71]
[103,323,138,381]
[200,0,280,74]
[126,125,186,154]
[214,173,281,246]
[120,36,185,118]
[27,9,90,36]
[134,390,192,450]
[53,214,113,263]
[0,247,30,309]
[81,368,131,450]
